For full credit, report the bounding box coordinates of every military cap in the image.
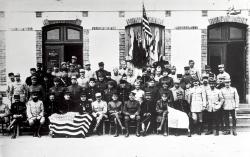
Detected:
[108,80,115,86]
[72,56,77,59]
[163,68,171,74]
[112,92,119,96]
[14,73,20,77]
[95,92,102,97]
[64,90,71,95]
[192,77,199,82]
[13,94,20,99]
[205,65,211,70]
[218,64,224,68]
[69,63,74,66]
[71,75,77,79]
[209,79,216,84]
[161,91,168,96]
[189,60,194,63]
[31,76,37,80]
[177,74,182,79]
[79,69,85,73]
[53,77,60,82]
[107,72,111,76]
[30,68,36,71]
[120,79,127,84]
[148,78,155,82]
[134,81,140,86]
[80,91,87,96]
[61,62,66,65]
[97,72,104,77]
[202,73,209,79]
[84,61,91,65]
[37,63,42,67]
[224,78,231,83]
[184,66,190,70]
[89,78,96,82]
[31,91,39,96]
[98,62,104,66]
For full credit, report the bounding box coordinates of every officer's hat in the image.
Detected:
[71,75,77,80]
[209,79,216,84]
[163,68,171,74]
[84,61,91,66]
[64,90,71,95]
[218,64,224,68]
[95,92,102,97]
[80,91,87,97]
[108,80,115,86]
[184,66,190,70]
[61,62,66,65]
[89,78,96,82]
[224,78,231,83]
[192,77,200,83]
[14,73,20,77]
[72,56,77,60]
[98,62,104,66]
[31,91,39,96]
[107,72,111,76]
[13,94,20,99]
[129,91,136,96]
[177,74,182,79]
[79,69,85,73]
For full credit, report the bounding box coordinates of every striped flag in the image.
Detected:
[142,4,152,49]
[49,112,93,137]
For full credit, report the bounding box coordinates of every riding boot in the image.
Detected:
[37,124,42,138]
[125,121,129,137]
[136,121,140,137]
[163,121,168,136]
[11,125,17,139]
[114,123,119,137]
[232,128,237,136]
[197,122,202,135]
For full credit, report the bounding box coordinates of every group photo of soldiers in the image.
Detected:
[0,55,240,139]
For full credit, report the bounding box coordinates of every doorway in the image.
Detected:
[208,22,247,103]
[42,23,83,69]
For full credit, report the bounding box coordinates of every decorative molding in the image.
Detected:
[36,30,42,64]
[208,16,247,25]
[165,29,171,64]
[43,19,82,26]
[119,30,126,65]
[0,31,6,86]
[175,26,198,30]
[201,29,207,73]
[126,17,164,26]
[83,29,90,64]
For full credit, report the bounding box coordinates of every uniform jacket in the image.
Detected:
[67,84,83,103]
[108,100,123,114]
[46,100,59,116]
[92,100,108,114]
[144,86,159,103]
[221,87,239,110]
[26,100,44,119]
[10,102,26,118]
[206,88,224,112]
[59,99,79,114]
[171,87,184,101]
[156,99,169,115]
[86,86,101,101]
[140,100,156,116]
[28,84,45,100]
[77,77,89,89]
[49,86,65,103]
[79,100,92,114]
[117,86,131,103]
[123,100,140,116]
[159,76,174,88]
[190,86,206,112]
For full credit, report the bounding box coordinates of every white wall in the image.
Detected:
[89,30,119,72]
[6,31,36,81]
[171,30,201,75]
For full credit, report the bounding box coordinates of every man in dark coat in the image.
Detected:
[95,62,110,81]
[59,91,78,114]
[49,77,65,104]
[67,76,83,106]
[117,79,131,104]
[86,78,101,102]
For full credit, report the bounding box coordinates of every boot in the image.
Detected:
[125,121,129,137]
[163,121,168,136]
[232,129,237,136]
[114,123,119,137]
[37,124,42,138]
[197,123,202,135]
[215,130,219,136]
[11,125,17,139]
[136,121,140,137]
[188,130,192,137]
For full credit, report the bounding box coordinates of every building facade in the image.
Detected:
[0,0,249,103]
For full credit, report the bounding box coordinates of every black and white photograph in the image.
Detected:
[0,0,250,157]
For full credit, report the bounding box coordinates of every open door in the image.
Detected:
[45,45,64,69]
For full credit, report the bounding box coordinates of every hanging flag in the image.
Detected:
[142,4,152,50]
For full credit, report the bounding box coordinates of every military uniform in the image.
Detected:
[67,84,83,105]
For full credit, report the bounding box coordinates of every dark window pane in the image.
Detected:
[67,29,80,40]
[209,27,221,39]
[47,29,60,40]
[230,27,243,39]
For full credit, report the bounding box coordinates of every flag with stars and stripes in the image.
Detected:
[142,4,152,50]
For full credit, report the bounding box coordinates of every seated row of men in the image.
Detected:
[0,73,239,139]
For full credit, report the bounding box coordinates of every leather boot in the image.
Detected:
[37,124,42,138]
[232,129,237,136]
[125,121,129,137]
[163,121,168,136]
[197,123,202,135]
[114,123,119,137]
[11,125,17,139]
[136,121,140,137]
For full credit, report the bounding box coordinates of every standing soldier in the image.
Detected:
[188,60,200,80]
[117,79,131,104]
[6,72,15,103]
[180,66,193,90]
[205,80,224,136]
[10,73,27,103]
[96,72,108,94]
[71,56,81,71]
[77,69,89,89]
[25,68,37,86]
[189,78,206,135]
[123,92,141,137]
[49,77,65,104]
[104,81,117,103]
[27,76,44,101]
[67,76,83,106]
[221,78,239,136]
[95,62,110,81]
[159,68,174,89]
[86,78,100,102]
[171,79,184,101]
[84,61,95,81]
[144,78,159,104]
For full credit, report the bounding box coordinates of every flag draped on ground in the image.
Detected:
[168,107,190,129]
[49,112,93,137]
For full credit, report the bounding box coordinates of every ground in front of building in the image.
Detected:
[1,132,250,157]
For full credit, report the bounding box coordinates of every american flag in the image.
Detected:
[49,112,93,137]
[142,4,152,49]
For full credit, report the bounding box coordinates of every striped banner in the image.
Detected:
[142,4,152,48]
[49,113,93,137]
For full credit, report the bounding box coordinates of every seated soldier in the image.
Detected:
[59,91,78,114]
[0,94,10,128]
[79,92,92,115]
[92,93,108,134]
[123,91,141,137]
[46,93,59,117]
[173,91,191,137]
[26,92,45,137]
[8,95,26,139]
[108,92,124,137]
[140,94,156,136]
[156,92,169,136]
